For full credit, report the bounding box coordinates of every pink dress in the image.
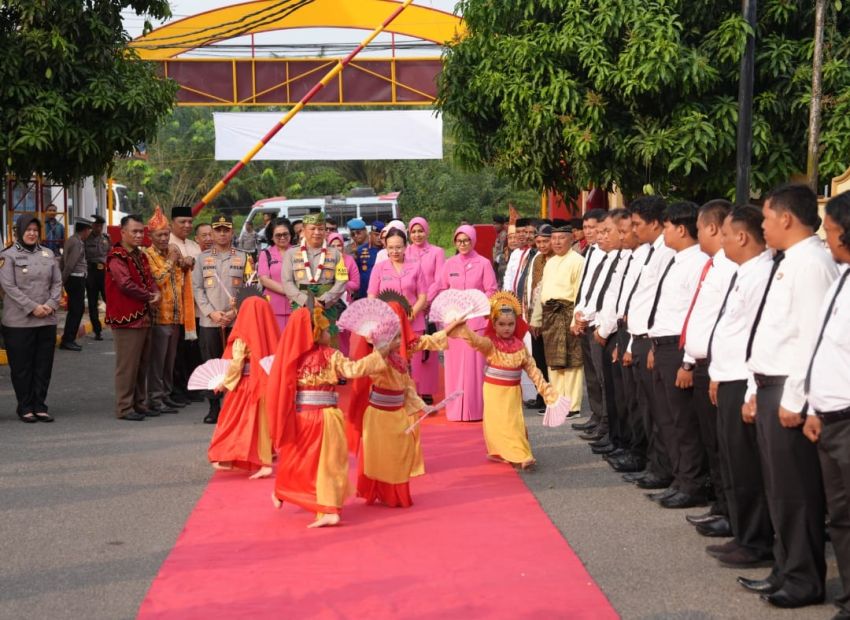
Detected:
[406,217,446,396]
[328,234,361,356]
[429,225,498,421]
[367,259,427,332]
[258,246,291,332]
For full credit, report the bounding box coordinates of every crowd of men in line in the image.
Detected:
[497,186,850,615]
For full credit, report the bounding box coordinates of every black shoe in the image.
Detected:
[831,611,850,620]
[588,436,610,448]
[34,412,54,422]
[760,590,824,608]
[603,448,628,461]
[535,408,546,416]
[94,332,104,341]
[579,430,606,441]
[524,398,542,408]
[592,444,617,455]
[695,517,732,537]
[120,412,145,421]
[169,393,191,406]
[636,474,672,490]
[716,547,773,568]
[19,413,38,424]
[660,491,708,509]
[187,392,205,402]
[738,576,781,594]
[204,411,219,424]
[151,405,178,414]
[163,398,186,409]
[622,471,647,483]
[686,511,724,526]
[611,456,646,473]
[706,539,741,558]
[59,341,82,351]
[647,487,678,502]
[567,410,581,418]
[571,420,596,431]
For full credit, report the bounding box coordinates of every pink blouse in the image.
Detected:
[258,246,291,318]
[430,253,498,330]
[367,258,427,332]
[342,253,360,302]
[406,242,446,291]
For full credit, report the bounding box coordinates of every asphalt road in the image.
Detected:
[0,333,842,619]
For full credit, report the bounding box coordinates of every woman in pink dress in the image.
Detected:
[406,217,446,402]
[327,232,360,356]
[258,219,294,332]
[429,225,498,421]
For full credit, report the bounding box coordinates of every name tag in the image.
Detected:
[205,277,215,288]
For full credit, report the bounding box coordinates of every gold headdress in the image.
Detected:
[147,206,169,231]
[489,291,521,323]
[312,306,330,342]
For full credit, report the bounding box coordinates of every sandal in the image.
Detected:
[34,412,54,423]
[20,413,38,424]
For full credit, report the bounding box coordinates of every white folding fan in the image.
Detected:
[259,355,276,375]
[430,289,491,325]
[188,359,230,391]
[542,396,573,428]
[338,298,400,348]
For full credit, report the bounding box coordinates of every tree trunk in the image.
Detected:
[806,0,827,194]
[735,0,758,206]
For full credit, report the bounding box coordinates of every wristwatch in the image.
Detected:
[681,362,696,371]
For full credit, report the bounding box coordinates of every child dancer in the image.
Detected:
[453,292,561,470]
[207,297,280,478]
[267,307,386,528]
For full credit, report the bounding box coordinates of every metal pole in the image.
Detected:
[192,0,416,216]
[806,0,827,193]
[735,0,757,206]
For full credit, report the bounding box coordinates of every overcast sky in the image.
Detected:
[123,0,461,57]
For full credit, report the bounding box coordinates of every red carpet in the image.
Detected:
[139,410,616,619]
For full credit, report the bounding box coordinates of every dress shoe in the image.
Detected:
[93,332,104,341]
[686,511,724,526]
[592,444,617,455]
[59,341,82,351]
[120,412,145,421]
[611,456,646,473]
[736,576,780,594]
[660,491,709,509]
[695,517,732,537]
[524,398,543,408]
[760,590,824,608]
[567,410,581,418]
[603,448,628,460]
[646,487,678,502]
[163,398,186,409]
[716,547,773,568]
[635,474,673,490]
[579,430,606,441]
[571,420,596,431]
[204,411,219,424]
[706,539,741,558]
[535,408,546,416]
[588,437,610,449]
[142,408,160,417]
[151,405,178,414]
[170,393,192,405]
[622,471,647,483]
[831,611,850,620]
[187,392,205,402]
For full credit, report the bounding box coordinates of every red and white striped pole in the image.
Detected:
[192,0,415,216]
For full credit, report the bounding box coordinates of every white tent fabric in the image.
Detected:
[213,110,443,161]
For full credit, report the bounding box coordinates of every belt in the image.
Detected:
[753,374,787,388]
[295,389,338,410]
[368,387,405,411]
[632,333,649,340]
[651,335,680,347]
[817,408,850,425]
[484,365,522,387]
[70,273,86,278]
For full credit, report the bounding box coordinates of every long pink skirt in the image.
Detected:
[411,329,440,396]
[443,327,485,422]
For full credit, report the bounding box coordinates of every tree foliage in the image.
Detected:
[438,0,850,200]
[0,0,177,184]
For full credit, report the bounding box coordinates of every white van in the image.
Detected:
[240,190,400,243]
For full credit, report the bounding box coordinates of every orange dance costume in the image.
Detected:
[207,297,280,473]
[267,308,385,520]
[349,302,448,507]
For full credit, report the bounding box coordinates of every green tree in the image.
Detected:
[438,0,850,200]
[0,1,177,185]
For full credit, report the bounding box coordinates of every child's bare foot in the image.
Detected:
[520,458,537,471]
[249,466,272,480]
[271,492,282,509]
[212,461,233,471]
[307,513,340,528]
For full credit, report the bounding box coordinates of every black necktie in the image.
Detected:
[624,246,656,317]
[706,271,738,365]
[804,269,849,395]
[583,255,608,305]
[745,251,786,361]
[647,256,676,330]
[615,254,634,311]
[595,251,622,311]
[576,245,596,297]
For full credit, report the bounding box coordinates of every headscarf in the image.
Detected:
[386,219,406,234]
[407,217,431,260]
[453,224,479,261]
[15,214,41,251]
[223,297,280,400]
[326,232,344,248]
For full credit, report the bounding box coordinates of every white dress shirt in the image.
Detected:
[627,235,675,343]
[648,243,708,338]
[575,244,604,310]
[576,248,620,327]
[169,234,201,259]
[597,249,633,339]
[682,249,737,363]
[747,236,838,412]
[617,243,650,319]
[502,247,525,293]
[807,264,850,413]
[708,251,773,382]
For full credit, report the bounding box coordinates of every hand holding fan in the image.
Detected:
[430,289,491,325]
[188,359,231,391]
[338,298,400,348]
[542,396,573,428]
[405,390,463,434]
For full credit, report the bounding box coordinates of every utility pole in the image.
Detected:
[735,0,757,206]
[806,0,827,193]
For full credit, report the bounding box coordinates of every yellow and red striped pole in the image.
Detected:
[192,0,415,215]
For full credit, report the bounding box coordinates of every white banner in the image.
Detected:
[213,110,443,161]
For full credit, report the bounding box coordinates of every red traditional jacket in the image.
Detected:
[105,243,157,328]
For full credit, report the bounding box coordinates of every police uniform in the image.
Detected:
[0,214,63,419]
[191,214,249,422]
[84,216,110,338]
[60,217,93,349]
